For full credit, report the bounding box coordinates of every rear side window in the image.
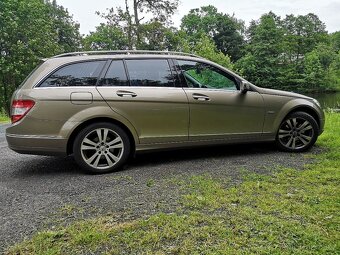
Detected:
[125,59,175,87]
[99,60,128,86]
[40,61,106,87]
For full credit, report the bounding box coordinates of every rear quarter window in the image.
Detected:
[39,61,106,87]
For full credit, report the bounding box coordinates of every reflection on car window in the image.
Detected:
[40,61,106,87]
[100,60,128,86]
[126,59,175,87]
[177,60,237,90]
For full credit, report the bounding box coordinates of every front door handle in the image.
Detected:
[116,90,137,97]
[192,93,210,101]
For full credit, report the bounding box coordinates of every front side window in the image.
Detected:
[125,59,175,87]
[40,61,106,87]
[99,60,128,86]
[177,60,238,90]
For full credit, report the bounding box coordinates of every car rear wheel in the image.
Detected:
[276,111,319,152]
[73,122,130,174]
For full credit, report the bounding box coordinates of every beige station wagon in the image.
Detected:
[6,51,325,173]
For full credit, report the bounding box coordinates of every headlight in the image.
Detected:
[312,98,321,108]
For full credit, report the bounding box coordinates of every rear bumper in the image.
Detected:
[6,133,67,156]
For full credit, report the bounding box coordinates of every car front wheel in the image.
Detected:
[276,111,319,152]
[73,122,130,174]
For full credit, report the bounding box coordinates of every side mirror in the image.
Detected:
[240,81,250,94]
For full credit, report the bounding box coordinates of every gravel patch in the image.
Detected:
[0,128,320,251]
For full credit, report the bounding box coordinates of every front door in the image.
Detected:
[176,60,265,141]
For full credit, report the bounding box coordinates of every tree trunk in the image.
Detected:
[2,76,9,115]
[133,0,140,48]
[125,0,133,49]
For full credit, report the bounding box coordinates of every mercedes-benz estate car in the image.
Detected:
[6,50,324,174]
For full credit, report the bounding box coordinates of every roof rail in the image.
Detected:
[51,50,202,59]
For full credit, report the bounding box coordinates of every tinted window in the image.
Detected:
[126,59,175,87]
[100,60,128,86]
[177,60,237,90]
[40,61,105,87]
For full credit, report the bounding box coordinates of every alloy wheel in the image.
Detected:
[80,128,124,170]
[278,117,314,150]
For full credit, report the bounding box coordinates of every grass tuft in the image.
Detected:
[0,111,10,123]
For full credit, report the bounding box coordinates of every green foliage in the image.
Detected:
[330,31,340,52]
[88,0,179,50]
[304,51,325,90]
[0,110,10,123]
[46,0,82,53]
[83,24,128,50]
[191,35,233,69]
[236,13,284,89]
[6,113,340,254]
[0,0,81,113]
[181,5,245,61]
[236,12,339,92]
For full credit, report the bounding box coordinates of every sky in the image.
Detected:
[57,0,340,35]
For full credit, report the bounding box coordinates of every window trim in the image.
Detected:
[34,59,110,89]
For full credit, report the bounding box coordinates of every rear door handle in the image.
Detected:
[116,90,137,97]
[192,93,210,101]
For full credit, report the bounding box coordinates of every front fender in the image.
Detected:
[263,97,319,134]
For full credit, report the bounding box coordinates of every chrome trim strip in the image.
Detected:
[6,134,64,140]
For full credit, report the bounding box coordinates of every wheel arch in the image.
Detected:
[270,97,322,134]
[66,117,137,156]
[285,106,321,129]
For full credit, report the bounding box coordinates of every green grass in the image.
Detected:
[6,113,340,255]
[0,112,10,123]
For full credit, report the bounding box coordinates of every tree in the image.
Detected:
[169,32,233,69]
[181,5,245,61]
[330,31,340,52]
[0,0,81,113]
[304,51,325,91]
[236,12,284,89]
[95,0,179,49]
[138,22,178,50]
[282,13,328,73]
[0,0,62,113]
[192,35,233,69]
[83,24,128,50]
[46,0,82,52]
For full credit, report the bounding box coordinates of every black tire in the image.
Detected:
[73,122,131,174]
[276,111,319,152]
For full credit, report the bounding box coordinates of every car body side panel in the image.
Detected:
[183,88,265,140]
[96,86,190,144]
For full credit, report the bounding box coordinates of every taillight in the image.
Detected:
[11,100,35,124]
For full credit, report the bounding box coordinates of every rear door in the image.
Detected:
[176,59,265,141]
[96,58,189,144]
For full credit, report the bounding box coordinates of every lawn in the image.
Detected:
[6,113,340,255]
